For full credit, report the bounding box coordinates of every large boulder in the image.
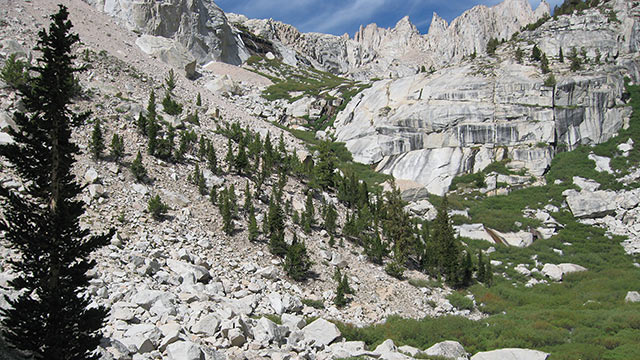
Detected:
[166,341,204,360]
[565,190,617,219]
[470,348,549,360]
[302,318,341,349]
[251,317,288,345]
[424,340,468,360]
[191,314,220,336]
[373,339,412,360]
[136,35,197,79]
[166,259,210,283]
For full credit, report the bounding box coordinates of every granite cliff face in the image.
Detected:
[334,0,639,195]
[82,0,250,65]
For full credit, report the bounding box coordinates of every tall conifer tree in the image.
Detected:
[0,6,113,359]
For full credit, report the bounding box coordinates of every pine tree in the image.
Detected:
[110,133,124,162]
[531,45,542,61]
[88,119,105,160]
[284,234,311,281]
[432,197,462,286]
[146,89,156,130]
[136,112,146,134]
[267,194,287,257]
[515,47,524,63]
[248,206,259,242]
[323,202,338,235]
[244,182,253,212]
[365,230,387,265]
[313,141,336,190]
[220,188,234,235]
[209,186,217,205]
[225,138,234,172]
[303,191,315,233]
[334,278,347,308]
[540,53,550,74]
[207,142,218,174]
[558,47,564,63]
[148,194,168,220]
[461,251,473,288]
[0,7,113,358]
[147,114,159,156]
[196,92,202,106]
[484,260,493,286]
[130,150,147,182]
[234,142,249,175]
[341,273,353,295]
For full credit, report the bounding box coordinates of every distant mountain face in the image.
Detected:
[82,0,250,65]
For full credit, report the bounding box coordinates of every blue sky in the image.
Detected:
[216,0,565,36]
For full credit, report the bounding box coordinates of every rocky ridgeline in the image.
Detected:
[334,0,639,195]
[227,0,549,80]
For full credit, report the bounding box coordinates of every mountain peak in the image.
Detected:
[427,12,448,37]
[393,15,418,35]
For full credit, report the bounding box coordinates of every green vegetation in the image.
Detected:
[0,53,29,90]
[147,194,168,220]
[486,38,500,57]
[522,15,550,32]
[554,0,602,18]
[89,119,105,160]
[130,151,147,182]
[446,292,474,311]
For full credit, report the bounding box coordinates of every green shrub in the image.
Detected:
[162,92,182,115]
[130,151,147,182]
[447,292,474,311]
[147,194,168,220]
[0,54,29,90]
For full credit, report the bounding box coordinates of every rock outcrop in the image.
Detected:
[83,0,249,65]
